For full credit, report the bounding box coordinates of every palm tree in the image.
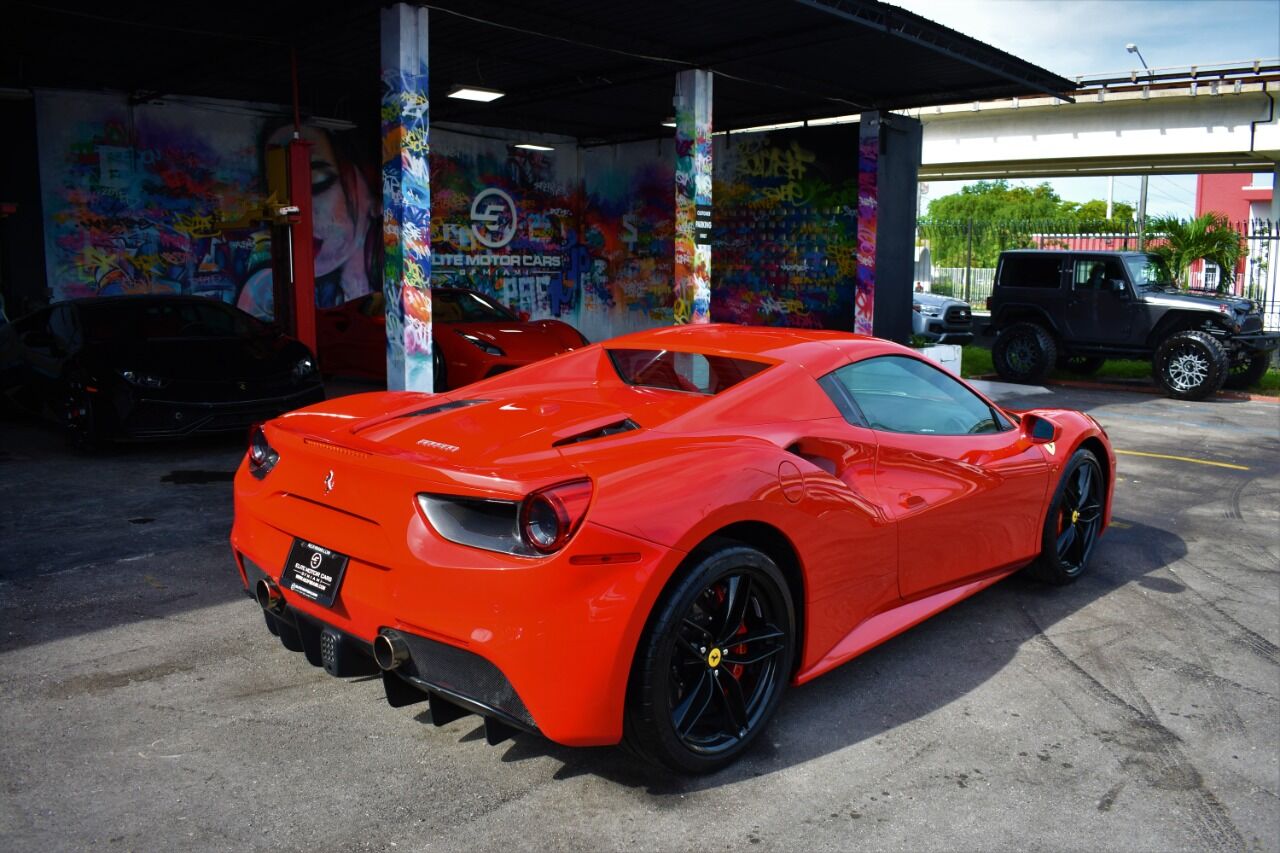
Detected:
[1144,212,1244,292]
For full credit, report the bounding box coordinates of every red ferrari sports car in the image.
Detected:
[315,287,587,389]
[231,325,1114,773]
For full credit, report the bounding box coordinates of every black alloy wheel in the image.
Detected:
[1223,352,1270,391]
[993,322,1057,383]
[625,545,794,774]
[1026,449,1105,585]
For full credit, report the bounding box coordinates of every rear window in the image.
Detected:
[998,254,1062,288]
[607,349,768,395]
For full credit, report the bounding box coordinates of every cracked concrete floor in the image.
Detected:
[1,382,1276,852]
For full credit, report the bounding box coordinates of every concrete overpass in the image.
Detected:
[908,61,1280,215]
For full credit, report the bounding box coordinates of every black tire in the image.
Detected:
[62,386,104,451]
[1025,449,1105,585]
[624,544,795,774]
[1152,330,1228,400]
[1056,355,1106,376]
[1223,352,1270,391]
[432,346,447,392]
[993,322,1057,383]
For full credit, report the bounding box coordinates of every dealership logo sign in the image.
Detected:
[470,188,517,249]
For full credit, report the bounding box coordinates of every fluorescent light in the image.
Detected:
[513,143,554,151]
[448,85,504,102]
[661,117,677,127]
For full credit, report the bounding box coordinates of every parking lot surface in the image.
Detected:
[1,383,1277,852]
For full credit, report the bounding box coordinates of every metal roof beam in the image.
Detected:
[791,0,1075,104]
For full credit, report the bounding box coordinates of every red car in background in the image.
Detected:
[316,287,588,389]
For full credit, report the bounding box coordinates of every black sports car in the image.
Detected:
[0,295,325,446]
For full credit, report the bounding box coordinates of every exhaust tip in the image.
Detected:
[373,631,410,671]
[255,578,285,613]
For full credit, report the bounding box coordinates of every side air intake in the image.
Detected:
[552,419,640,447]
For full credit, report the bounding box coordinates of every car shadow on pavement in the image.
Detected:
[485,520,1188,794]
[0,416,249,653]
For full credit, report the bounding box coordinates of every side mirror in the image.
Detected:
[1023,413,1060,444]
[1110,279,1130,297]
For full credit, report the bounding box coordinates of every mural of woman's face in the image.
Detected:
[266,126,371,280]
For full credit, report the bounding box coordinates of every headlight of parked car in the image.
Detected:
[292,356,318,381]
[119,369,169,389]
[455,330,505,357]
[913,304,942,317]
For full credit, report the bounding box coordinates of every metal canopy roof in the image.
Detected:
[4,0,1074,143]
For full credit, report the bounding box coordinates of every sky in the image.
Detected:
[891,0,1280,217]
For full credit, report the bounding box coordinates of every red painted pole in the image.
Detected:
[286,46,316,353]
[287,137,316,353]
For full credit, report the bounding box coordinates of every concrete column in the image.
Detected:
[380,3,433,391]
[673,69,712,324]
[856,111,923,343]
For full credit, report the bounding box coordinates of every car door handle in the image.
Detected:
[899,493,927,509]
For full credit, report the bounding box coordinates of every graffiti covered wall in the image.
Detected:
[36,91,273,306]
[577,140,675,339]
[431,128,674,342]
[711,124,861,330]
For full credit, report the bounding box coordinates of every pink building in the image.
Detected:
[1195,172,1274,224]
[1192,173,1275,292]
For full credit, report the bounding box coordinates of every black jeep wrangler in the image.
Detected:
[986,250,1278,400]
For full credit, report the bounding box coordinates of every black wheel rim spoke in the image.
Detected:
[1056,524,1077,557]
[673,670,715,737]
[721,627,786,666]
[682,617,713,640]
[715,671,749,736]
[667,570,788,755]
[715,575,752,645]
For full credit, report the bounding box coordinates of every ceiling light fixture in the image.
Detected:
[447,85,505,102]
[661,117,677,127]
[513,143,554,151]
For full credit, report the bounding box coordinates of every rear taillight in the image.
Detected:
[248,424,279,479]
[520,480,593,553]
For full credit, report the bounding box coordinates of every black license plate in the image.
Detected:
[281,539,349,608]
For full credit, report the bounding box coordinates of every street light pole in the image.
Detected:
[1125,44,1153,247]
[1125,43,1153,78]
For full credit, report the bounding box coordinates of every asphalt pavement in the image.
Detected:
[1,381,1277,852]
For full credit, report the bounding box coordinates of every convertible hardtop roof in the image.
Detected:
[605,324,906,376]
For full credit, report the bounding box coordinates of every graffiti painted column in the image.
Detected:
[380,3,432,391]
[673,69,712,324]
[854,114,880,336]
[856,111,922,343]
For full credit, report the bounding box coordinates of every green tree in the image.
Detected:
[919,181,1137,267]
[1145,212,1244,291]
[1069,199,1136,223]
